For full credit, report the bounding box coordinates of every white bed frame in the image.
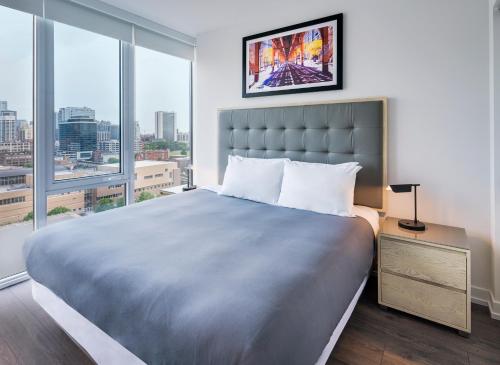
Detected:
[32,276,367,365]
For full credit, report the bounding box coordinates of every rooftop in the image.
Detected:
[0,184,31,193]
[0,167,32,178]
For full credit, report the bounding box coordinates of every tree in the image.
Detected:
[144,141,168,151]
[23,207,69,221]
[95,197,115,213]
[48,206,71,216]
[143,140,189,153]
[107,157,120,164]
[116,197,125,207]
[180,149,187,156]
[136,191,155,202]
[97,197,114,206]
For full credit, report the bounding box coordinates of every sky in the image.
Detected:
[0,7,32,121]
[0,6,190,135]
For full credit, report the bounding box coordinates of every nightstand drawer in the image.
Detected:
[381,272,467,329]
[380,237,467,291]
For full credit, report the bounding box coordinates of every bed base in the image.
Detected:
[32,276,368,365]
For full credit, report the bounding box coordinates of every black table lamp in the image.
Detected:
[182,165,197,192]
[387,184,426,231]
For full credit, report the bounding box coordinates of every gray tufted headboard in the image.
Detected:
[218,98,387,210]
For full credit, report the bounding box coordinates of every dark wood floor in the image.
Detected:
[0,278,499,365]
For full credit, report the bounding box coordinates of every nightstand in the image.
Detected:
[378,217,471,335]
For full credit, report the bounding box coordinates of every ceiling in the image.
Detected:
[99,0,332,38]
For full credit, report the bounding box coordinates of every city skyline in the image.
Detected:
[0,6,190,135]
[0,101,189,138]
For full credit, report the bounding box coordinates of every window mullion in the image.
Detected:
[33,16,53,229]
[121,42,135,205]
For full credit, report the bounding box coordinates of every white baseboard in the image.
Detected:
[472,285,500,320]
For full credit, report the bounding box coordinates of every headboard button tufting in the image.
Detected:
[218,100,386,209]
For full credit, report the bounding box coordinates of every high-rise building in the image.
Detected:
[18,121,33,141]
[59,117,97,157]
[135,121,141,140]
[54,112,58,142]
[57,107,95,124]
[0,139,33,167]
[110,124,120,140]
[134,121,142,153]
[0,142,32,153]
[155,111,176,143]
[0,109,17,143]
[176,130,189,143]
[57,107,95,148]
[0,101,7,111]
[98,139,120,154]
[97,121,112,142]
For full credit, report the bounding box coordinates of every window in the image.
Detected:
[0,196,26,206]
[53,22,121,180]
[135,46,191,200]
[0,0,194,286]
[0,175,26,185]
[0,5,33,281]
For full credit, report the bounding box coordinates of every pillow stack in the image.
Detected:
[219,156,362,217]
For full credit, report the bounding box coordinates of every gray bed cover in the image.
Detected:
[24,189,374,365]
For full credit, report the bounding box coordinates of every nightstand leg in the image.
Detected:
[457,330,470,338]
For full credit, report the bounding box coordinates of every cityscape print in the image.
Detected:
[244,16,341,97]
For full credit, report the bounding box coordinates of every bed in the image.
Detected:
[24,98,387,365]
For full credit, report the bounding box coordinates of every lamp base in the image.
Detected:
[398,219,426,231]
[182,185,197,192]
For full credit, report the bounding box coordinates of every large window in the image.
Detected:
[0,1,194,286]
[54,22,121,180]
[135,46,191,200]
[0,6,33,281]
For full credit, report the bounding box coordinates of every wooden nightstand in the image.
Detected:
[378,217,471,335]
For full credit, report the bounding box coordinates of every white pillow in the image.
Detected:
[219,156,289,204]
[277,161,362,216]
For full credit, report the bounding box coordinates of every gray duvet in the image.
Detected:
[24,189,374,365]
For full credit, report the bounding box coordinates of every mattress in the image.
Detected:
[24,189,375,365]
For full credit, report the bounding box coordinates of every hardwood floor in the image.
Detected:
[0,280,93,365]
[0,278,498,365]
[329,278,500,365]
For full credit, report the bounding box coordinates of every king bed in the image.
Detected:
[24,98,387,365]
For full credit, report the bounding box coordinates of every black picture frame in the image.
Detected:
[242,13,343,98]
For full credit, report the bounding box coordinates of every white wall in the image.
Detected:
[194,0,492,296]
[490,0,500,317]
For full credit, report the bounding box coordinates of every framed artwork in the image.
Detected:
[242,13,343,98]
